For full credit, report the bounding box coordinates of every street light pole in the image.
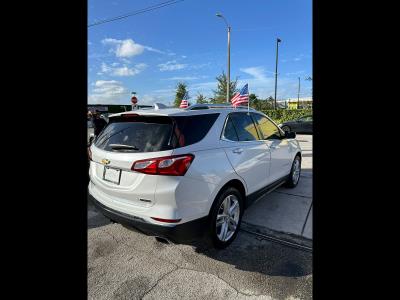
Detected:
[297,77,301,109]
[216,13,231,103]
[274,38,281,110]
[227,26,231,103]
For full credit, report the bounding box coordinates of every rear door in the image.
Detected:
[251,113,293,183]
[221,112,270,194]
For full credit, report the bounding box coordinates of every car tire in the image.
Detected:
[281,125,291,133]
[285,155,301,188]
[207,187,244,249]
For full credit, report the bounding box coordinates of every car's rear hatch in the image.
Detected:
[90,114,175,207]
[89,112,220,208]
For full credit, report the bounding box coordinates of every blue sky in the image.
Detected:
[88,0,312,105]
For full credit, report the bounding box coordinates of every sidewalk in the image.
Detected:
[242,134,313,240]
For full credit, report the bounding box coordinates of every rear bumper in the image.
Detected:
[88,194,208,243]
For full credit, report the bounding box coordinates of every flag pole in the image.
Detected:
[247,84,250,114]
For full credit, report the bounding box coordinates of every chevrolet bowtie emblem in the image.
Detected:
[101,159,110,165]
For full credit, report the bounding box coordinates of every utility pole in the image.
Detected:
[274,38,281,109]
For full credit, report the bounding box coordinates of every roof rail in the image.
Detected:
[188,103,256,111]
[153,102,168,110]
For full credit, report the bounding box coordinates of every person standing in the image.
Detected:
[93,111,107,137]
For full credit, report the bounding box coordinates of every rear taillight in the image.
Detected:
[88,147,92,161]
[132,154,194,176]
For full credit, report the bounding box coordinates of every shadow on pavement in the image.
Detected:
[188,233,312,277]
[114,219,313,278]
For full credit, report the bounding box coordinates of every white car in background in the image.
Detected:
[88,104,302,248]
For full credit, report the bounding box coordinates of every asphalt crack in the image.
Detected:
[139,267,267,299]
[140,266,180,299]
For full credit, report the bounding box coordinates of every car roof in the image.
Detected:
[109,106,260,118]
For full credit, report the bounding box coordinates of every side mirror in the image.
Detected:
[285,131,296,139]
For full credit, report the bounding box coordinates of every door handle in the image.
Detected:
[232,148,243,154]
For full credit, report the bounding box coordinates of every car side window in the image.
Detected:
[222,117,239,141]
[298,116,312,122]
[251,113,282,140]
[228,112,259,141]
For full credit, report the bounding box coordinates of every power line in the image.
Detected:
[88,0,184,28]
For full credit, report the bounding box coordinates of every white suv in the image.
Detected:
[88,104,302,248]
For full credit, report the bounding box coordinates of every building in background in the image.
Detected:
[286,97,313,109]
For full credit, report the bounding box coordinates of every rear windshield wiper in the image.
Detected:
[109,144,139,151]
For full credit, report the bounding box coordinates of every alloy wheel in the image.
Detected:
[216,195,240,242]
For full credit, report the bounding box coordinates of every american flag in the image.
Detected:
[179,91,189,108]
[231,84,249,107]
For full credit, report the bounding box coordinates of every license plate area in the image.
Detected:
[103,166,122,185]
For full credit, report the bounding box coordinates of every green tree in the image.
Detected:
[173,82,188,107]
[211,71,238,103]
[249,95,276,110]
[264,96,275,109]
[249,93,259,110]
[196,93,208,104]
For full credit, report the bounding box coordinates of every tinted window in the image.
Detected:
[222,118,239,141]
[229,112,259,141]
[95,116,173,152]
[95,113,219,153]
[252,113,282,140]
[171,114,219,147]
[299,115,312,122]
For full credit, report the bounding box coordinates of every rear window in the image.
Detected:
[94,113,219,153]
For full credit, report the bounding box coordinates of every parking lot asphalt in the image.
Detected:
[88,222,312,300]
[88,134,313,299]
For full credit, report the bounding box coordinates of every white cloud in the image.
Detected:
[286,70,305,76]
[240,66,269,80]
[100,62,147,77]
[189,63,211,70]
[101,38,178,59]
[120,58,131,64]
[102,38,145,58]
[163,76,200,81]
[88,80,129,104]
[158,60,187,71]
[144,46,165,54]
[139,94,172,105]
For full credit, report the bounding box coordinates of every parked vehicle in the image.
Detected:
[278,115,312,134]
[88,104,302,248]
